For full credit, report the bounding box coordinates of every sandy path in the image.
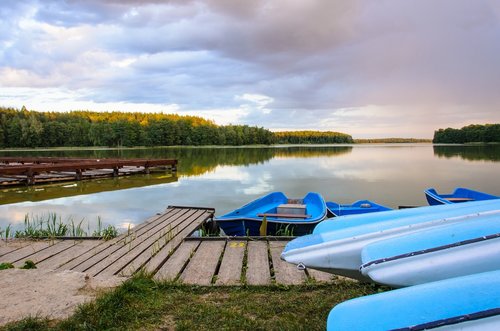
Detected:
[0,268,125,326]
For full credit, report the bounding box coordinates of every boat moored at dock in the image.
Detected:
[425,187,498,205]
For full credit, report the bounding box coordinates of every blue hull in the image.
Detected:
[216,192,327,236]
[425,187,498,205]
[327,270,500,330]
[326,200,391,216]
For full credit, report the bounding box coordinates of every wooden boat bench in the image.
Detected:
[257,213,311,219]
[446,198,474,202]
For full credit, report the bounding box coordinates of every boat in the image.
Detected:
[425,187,498,205]
[215,192,327,236]
[327,270,500,330]
[280,199,500,280]
[360,214,500,287]
[326,200,391,217]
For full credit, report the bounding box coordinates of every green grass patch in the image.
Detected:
[1,275,382,331]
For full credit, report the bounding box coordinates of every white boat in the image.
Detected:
[281,199,500,280]
[360,214,500,287]
[327,270,500,331]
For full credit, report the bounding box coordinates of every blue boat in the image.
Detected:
[425,187,498,205]
[215,192,327,236]
[281,200,500,280]
[326,200,391,217]
[327,270,500,330]
[360,214,500,287]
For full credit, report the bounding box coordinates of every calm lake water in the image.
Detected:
[1,144,499,233]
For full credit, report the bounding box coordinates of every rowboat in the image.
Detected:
[425,187,498,205]
[281,200,500,280]
[327,270,500,330]
[215,192,327,236]
[326,200,391,217]
[360,214,500,287]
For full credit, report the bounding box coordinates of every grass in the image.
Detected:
[0,213,118,240]
[0,274,382,331]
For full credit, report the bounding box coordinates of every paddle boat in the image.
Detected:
[327,270,500,330]
[425,187,498,205]
[326,200,391,217]
[215,192,327,236]
[360,214,500,287]
[281,199,500,280]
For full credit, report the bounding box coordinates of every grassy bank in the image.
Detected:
[1,274,382,331]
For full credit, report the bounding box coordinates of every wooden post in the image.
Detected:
[26,169,35,186]
[113,167,119,177]
[75,169,82,181]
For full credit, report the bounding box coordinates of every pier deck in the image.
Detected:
[0,157,177,186]
[0,206,334,285]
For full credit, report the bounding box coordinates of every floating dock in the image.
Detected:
[0,157,177,186]
[0,206,334,286]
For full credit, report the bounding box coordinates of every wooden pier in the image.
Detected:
[0,157,177,186]
[0,206,334,286]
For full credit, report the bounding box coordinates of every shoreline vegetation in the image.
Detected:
[433,124,500,143]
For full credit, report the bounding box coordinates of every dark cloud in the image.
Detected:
[1,0,499,137]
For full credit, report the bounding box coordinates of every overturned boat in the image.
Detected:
[281,199,500,280]
[360,214,500,287]
[215,192,327,236]
[327,270,500,330]
[326,200,391,217]
[425,187,498,205]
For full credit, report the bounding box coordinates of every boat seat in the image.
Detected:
[257,213,311,219]
[446,198,474,202]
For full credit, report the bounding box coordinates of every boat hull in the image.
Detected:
[425,187,498,205]
[327,270,500,331]
[281,200,500,279]
[326,200,391,217]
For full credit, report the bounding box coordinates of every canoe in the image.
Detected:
[360,214,500,287]
[326,200,391,217]
[215,192,327,236]
[327,270,500,331]
[281,199,500,280]
[425,187,498,205]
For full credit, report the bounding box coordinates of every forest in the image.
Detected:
[0,107,353,148]
[433,124,500,143]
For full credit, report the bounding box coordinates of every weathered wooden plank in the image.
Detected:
[269,241,305,285]
[97,209,204,277]
[0,241,58,264]
[12,240,75,267]
[216,241,246,286]
[181,241,225,286]
[246,241,271,286]
[0,240,32,257]
[64,208,182,272]
[307,268,334,283]
[154,240,200,281]
[37,240,103,269]
[122,210,212,277]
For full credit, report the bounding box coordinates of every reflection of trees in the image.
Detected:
[0,146,353,177]
[433,145,500,162]
[0,174,178,205]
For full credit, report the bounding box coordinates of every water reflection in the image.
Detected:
[1,144,499,234]
[434,145,500,162]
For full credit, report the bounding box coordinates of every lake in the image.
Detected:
[1,144,499,234]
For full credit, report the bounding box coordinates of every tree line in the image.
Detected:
[274,130,353,144]
[0,107,355,147]
[433,124,500,143]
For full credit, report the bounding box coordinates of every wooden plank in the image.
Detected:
[96,209,204,277]
[307,268,334,283]
[12,240,76,267]
[154,241,200,281]
[181,241,225,286]
[0,241,58,264]
[216,240,246,286]
[246,241,271,286]
[0,241,32,257]
[37,240,103,270]
[57,209,177,271]
[123,209,212,277]
[446,197,473,202]
[257,213,310,219]
[269,241,305,285]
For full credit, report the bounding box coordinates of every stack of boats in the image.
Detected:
[280,188,500,330]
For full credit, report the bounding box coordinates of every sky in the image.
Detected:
[1,0,499,138]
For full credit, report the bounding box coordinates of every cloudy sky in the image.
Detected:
[1,0,499,138]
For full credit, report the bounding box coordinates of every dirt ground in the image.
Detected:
[0,268,125,326]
